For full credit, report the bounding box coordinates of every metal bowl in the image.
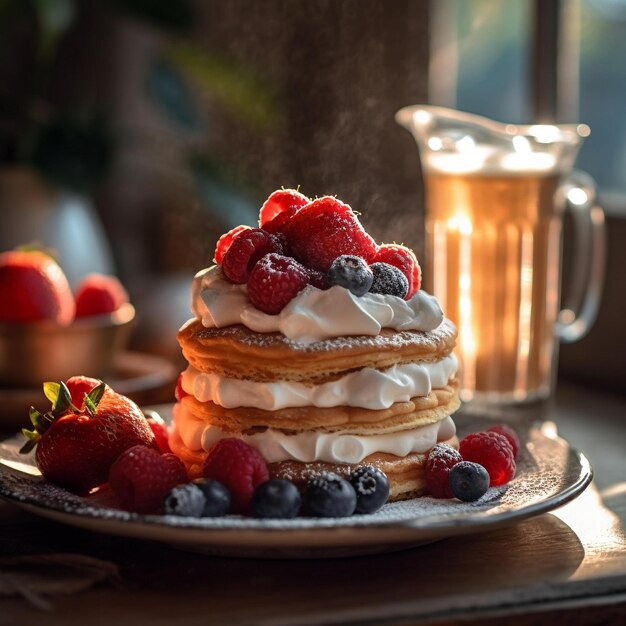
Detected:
[0,303,135,387]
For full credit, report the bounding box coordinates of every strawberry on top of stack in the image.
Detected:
[214,189,421,313]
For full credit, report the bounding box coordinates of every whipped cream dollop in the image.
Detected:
[182,353,457,411]
[173,405,456,465]
[191,266,444,344]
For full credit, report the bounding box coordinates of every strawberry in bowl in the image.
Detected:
[0,249,135,387]
[21,376,157,494]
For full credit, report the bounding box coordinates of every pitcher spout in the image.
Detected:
[395,105,589,176]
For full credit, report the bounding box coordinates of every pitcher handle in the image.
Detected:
[555,170,606,343]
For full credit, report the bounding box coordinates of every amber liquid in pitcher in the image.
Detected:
[424,172,564,402]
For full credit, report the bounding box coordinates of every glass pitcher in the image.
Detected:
[396,106,605,407]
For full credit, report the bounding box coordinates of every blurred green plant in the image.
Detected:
[0,0,278,222]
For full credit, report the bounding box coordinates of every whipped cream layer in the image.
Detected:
[174,404,456,464]
[182,353,457,411]
[191,266,444,345]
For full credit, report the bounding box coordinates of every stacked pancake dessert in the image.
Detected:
[170,189,460,501]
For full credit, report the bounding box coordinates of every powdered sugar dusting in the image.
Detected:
[193,319,456,354]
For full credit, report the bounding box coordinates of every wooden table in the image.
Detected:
[1,382,625,625]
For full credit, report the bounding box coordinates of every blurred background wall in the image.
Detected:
[0,0,624,393]
[0,0,430,364]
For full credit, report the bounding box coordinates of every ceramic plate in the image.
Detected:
[0,415,592,558]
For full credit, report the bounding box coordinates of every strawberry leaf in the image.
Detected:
[55,381,74,414]
[84,382,106,417]
[28,406,51,433]
[43,382,60,405]
[43,381,75,415]
[20,429,40,454]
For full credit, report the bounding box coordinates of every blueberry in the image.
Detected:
[327,255,373,296]
[164,483,206,517]
[369,262,408,298]
[252,479,301,519]
[349,465,390,514]
[448,461,490,502]
[304,472,357,517]
[193,478,231,516]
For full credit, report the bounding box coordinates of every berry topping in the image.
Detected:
[252,479,302,519]
[368,262,409,298]
[247,253,310,314]
[164,483,206,517]
[262,206,298,237]
[285,196,377,272]
[174,372,189,402]
[192,478,231,517]
[202,438,269,514]
[424,443,463,498]
[108,445,187,513]
[143,409,171,454]
[74,273,129,317]
[486,424,520,458]
[214,225,252,265]
[448,461,490,502]
[327,255,373,296]
[373,244,421,300]
[303,471,357,518]
[221,228,283,284]
[459,432,516,486]
[0,250,75,324]
[349,466,390,514]
[259,188,309,228]
[306,268,330,290]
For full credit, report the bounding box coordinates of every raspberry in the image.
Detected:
[174,372,189,402]
[487,424,520,458]
[202,438,269,514]
[459,432,516,486]
[221,228,283,284]
[74,273,129,317]
[143,409,171,454]
[285,196,378,272]
[424,443,463,498]
[247,253,310,314]
[369,262,409,298]
[259,188,309,227]
[307,268,329,290]
[214,225,251,265]
[108,445,187,513]
[373,244,421,299]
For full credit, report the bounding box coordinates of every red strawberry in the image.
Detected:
[259,188,309,228]
[373,244,421,300]
[0,250,75,324]
[214,225,252,266]
[21,379,157,494]
[174,372,189,402]
[109,445,187,513]
[143,409,172,454]
[74,273,129,317]
[65,375,100,407]
[285,196,378,272]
